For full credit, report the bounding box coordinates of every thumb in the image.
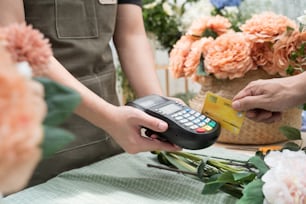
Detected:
[138,112,168,133]
[232,96,261,111]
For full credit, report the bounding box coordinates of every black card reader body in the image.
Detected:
[127,94,220,150]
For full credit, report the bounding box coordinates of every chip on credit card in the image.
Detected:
[202,92,245,135]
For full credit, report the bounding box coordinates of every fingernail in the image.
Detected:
[173,144,182,149]
[158,121,167,130]
[232,101,240,109]
[246,112,255,118]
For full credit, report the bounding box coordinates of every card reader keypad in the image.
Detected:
[170,107,217,133]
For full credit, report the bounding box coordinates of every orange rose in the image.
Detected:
[168,35,198,78]
[271,30,301,76]
[205,32,256,79]
[187,15,231,37]
[184,37,214,77]
[241,12,298,43]
[250,42,274,71]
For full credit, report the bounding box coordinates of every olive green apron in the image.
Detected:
[24,0,123,187]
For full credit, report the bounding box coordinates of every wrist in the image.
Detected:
[95,102,119,130]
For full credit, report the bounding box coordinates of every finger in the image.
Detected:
[232,94,267,111]
[232,87,253,101]
[147,132,168,142]
[259,112,282,123]
[245,110,257,118]
[134,110,169,133]
[248,109,273,122]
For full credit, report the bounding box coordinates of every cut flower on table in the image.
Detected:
[148,126,306,204]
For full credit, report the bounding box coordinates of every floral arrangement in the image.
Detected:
[0,40,46,195]
[149,126,306,204]
[168,10,306,81]
[0,23,81,194]
[142,0,250,50]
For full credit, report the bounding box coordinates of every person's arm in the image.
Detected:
[0,0,180,153]
[113,4,163,97]
[232,72,306,123]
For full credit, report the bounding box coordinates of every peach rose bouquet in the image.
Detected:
[0,24,81,195]
[169,12,306,82]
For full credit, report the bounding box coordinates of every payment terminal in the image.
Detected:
[126,94,220,150]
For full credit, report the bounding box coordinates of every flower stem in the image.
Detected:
[147,164,198,176]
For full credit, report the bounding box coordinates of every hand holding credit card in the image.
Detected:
[202,92,245,135]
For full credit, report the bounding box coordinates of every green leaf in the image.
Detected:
[204,172,238,186]
[41,125,75,159]
[35,77,81,126]
[202,28,218,39]
[219,184,243,198]
[298,42,305,56]
[279,126,301,140]
[202,172,244,198]
[248,156,269,178]
[281,142,301,151]
[289,51,298,61]
[196,56,208,76]
[202,174,224,194]
[164,152,197,173]
[233,172,256,183]
[157,152,172,166]
[286,26,294,33]
[237,179,264,204]
[216,172,236,183]
[286,65,295,75]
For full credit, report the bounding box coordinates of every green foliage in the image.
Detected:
[237,179,264,204]
[202,28,218,38]
[116,67,136,103]
[247,156,269,178]
[36,78,81,126]
[142,0,200,50]
[281,142,301,151]
[279,126,304,151]
[41,126,74,158]
[153,151,252,198]
[150,125,306,202]
[279,125,302,140]
[35,77,81,159]
[202,174,225,194]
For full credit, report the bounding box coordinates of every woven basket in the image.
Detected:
[189,69,302,145]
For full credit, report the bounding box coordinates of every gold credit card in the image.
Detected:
[202,92,245,135]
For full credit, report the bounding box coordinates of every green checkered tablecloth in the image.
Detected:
[3,147,250,204]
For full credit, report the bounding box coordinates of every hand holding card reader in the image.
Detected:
[126,95,221,150]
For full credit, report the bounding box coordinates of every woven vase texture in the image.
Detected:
[189,69,302,145]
